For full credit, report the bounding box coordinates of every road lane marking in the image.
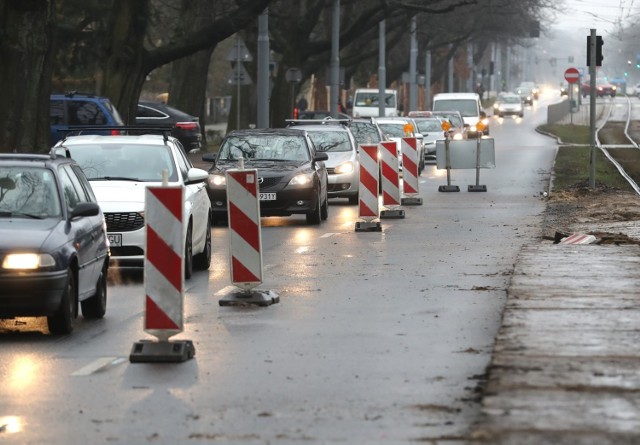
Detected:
[71,357,122,376]
[320,233,337,238]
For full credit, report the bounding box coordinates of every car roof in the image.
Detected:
[433,93,480,100]
[0,152,75,168]
[225,128,310,138]
[375,118,411,124]
[57,133,174,146]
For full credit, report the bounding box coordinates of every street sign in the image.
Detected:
[228,63,252,85]
[285,67,302,83]
[564,67,580,84]
[226,37,253,62]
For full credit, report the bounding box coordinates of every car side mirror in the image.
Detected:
[70,202,100,219]
[314,152,329,162]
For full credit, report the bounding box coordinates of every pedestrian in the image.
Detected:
[297,96,308,112]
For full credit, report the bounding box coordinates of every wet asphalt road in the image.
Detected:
[0,93,560,444]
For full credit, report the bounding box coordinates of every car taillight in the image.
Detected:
[175,122,198,131]
[110,129,122,136]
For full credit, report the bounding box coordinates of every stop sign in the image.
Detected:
[564,67,580,84]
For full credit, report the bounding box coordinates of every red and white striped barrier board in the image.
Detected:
[144,186,184,340]
[401,137,419,196]
[227,169,263,290]
[380,141,401,207]
[560,233,598,245]
[358,144,380,220]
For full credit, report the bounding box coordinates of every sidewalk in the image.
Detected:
[471,243,640,444]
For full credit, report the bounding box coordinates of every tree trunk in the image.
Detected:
[167,0,216,143]
[0,0,55,153]
[99,0,150,124]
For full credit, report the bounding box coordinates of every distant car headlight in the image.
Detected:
[481,118,489,126]
[2,253,56,270]
[208,174,226,187]
[334,162,354,174]
[453,133,463,140]
[612,86,617,91]
[289,173,313,186]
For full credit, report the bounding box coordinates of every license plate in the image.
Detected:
[107,233,122,247]
[259,193,276,201]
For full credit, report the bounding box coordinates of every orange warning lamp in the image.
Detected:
[403,123,414,136]
[441,120,451,132]
[476,120,486,133]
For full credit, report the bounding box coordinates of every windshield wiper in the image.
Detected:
[92,176,144,182]
[0,211,45,219]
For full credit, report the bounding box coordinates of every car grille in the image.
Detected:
[105,212,144,232]
[259,176,283,189]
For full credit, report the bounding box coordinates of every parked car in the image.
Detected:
[54,129,212,279]
[493,92,524,118]
[286,119,360,204]
[514,86,534,105]
[202,128,329,225]
[50,92,124,146]
[0,151,110,334]
[581,77,617,97]
[136,101,203,153]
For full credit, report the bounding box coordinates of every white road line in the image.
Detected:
[320,233,337,238]
[71,357,121,376]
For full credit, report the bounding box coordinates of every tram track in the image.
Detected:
[596,94,640,194]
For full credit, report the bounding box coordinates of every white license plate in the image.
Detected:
[107,233,122,247]
[259,193,276,201]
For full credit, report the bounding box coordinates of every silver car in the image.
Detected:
[287,120,360,205]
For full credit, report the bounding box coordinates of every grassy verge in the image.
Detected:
[540,123,635,192]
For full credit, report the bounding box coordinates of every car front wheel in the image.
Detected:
[194,216,212,270]
[81,262,107,318]
[48,268,76,335]
[306,191,322,225]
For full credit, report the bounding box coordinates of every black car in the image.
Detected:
[0,152,110,334]
[202,128,329,225]
[136,101,203,152]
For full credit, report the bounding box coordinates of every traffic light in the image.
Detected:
[586,35,604,67]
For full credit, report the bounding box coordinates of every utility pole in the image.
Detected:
[409,16,418,112]
[330,0,340,118]
[589,28,596,189]
[378,20,386,117]
[257,9,269,128]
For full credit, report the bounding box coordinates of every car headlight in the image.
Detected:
[334,162,354,175]
[289,173,313,186]
[2,253,56,270]
[612,86,617,90]
[453,133,463,140]
[481,118,489,126]
[208,174,226,187]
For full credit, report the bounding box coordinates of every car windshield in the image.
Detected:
[349,122,382,144]
[306,130,352,153]
[218,134,310,162]
[433,100,478,117]
[354,92,396,108]
[415,119,444,133]
[434,113,463,128]
[0,167,61,218]
[62,144,178,182]
[378,123,412,138]
[503,96,521,104]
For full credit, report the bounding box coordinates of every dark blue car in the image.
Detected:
[50,92,124,146]
[0,152,110,334]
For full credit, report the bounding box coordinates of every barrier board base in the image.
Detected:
[438,185,460,192]
[355,221,382,232]
[129,339,195,363]
[401,196,423,205]
[468,184,487,192]
[380,209,405,219]
[219,289,280,307]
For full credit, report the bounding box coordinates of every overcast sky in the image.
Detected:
[552,0,639,36]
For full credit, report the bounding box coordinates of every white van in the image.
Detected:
[432,92,488,137]
[352,88,398,118]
